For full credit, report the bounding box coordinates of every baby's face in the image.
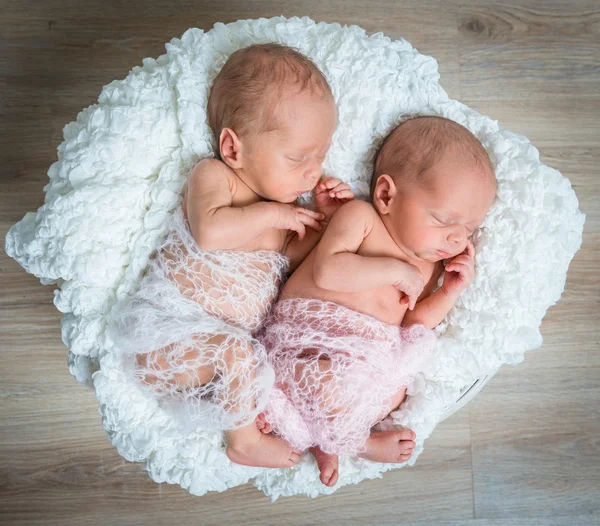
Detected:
[389,153,496,263]
[240,89,337,203]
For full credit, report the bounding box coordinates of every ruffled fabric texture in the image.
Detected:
[4,16,584,499]
[261,298,436,456]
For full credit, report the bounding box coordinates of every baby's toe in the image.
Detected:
[287,451,302,466]
[328,469,339,487]
[399,440,416,453]
[321,466,338,487]
[396,429,417,441]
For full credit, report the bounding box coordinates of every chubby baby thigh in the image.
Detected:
[134,332,256,392]
[283,355,345,418]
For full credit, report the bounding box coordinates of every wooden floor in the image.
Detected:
[1,1,599,524]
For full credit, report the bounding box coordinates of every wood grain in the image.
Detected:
[1,0,599,524]
[458,2,600,100]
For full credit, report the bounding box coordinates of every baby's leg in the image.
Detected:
[373,387,407,423]
[226,423,302,468]
[255,412,273,434]
[136,335,302,468]
[311,447,339,487]
[358,387,416,463]
[219,338,303,468]
[135,341,216,389]
[358,429,416,463]
[286,365,416,466]
[135,333,257,395]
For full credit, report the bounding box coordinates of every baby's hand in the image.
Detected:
[392,261,424,311]
[315,177,354,220]
[441,240,476,297]
[273,203,325,241]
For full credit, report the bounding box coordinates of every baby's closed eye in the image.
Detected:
[286,155,306,163]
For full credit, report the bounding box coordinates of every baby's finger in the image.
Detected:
[328,181,351,192]
[466,240,475,258]
[320,177,342,189]
[400,294,410,305]
[327,183,347,197]
[297,207,325,220]
[445,262,469,276]
[297,212,323,232]
[331,189,355,199]
[293,222,306,241]
[448,255,472,267]
[408,294,417,311]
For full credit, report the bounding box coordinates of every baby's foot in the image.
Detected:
[255,412,273,434]
[311,447,339,487]
[358,429,416,463]
[226,428,302,468]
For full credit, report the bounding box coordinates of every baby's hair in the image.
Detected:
[370,115,495,198]
[207,43,333,144]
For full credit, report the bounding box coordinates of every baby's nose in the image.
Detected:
[303,162,321,182]
[447,229,466,245]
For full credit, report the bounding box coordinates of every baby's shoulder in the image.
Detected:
[193,157,226,172]
[190,157,231,178]
[332,199,378,237]
[188,157,236,193]
[334,199,377,222]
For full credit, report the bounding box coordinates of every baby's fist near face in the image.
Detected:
[315,177,355,220]
[441,240,476,298]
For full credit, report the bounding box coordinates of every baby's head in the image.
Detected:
[371,116,496,263]
[208,43,337,203]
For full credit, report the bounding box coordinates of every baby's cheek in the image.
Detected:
[265,166,288,196]
[419,228,438,249]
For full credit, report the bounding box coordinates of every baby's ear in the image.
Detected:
[219,128,243,169]
[373,174,397,214]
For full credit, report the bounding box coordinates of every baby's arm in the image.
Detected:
[401,287,457,329]
[313,200,423,307]
[284,227,324,273]
[185,159,322,251]
[284,177,354,273]
[402,241,476,329]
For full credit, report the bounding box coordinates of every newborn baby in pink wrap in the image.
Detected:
[258,116,497,486]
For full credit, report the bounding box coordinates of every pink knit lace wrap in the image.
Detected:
[260,298,437,456]
[111,207,289,432]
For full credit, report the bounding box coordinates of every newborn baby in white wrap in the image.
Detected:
[112,43,354,468]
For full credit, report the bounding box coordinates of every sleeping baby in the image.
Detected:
[257,115,497,486]
[111,43,354,469]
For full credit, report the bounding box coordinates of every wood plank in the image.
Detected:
[400,515,599,526]
[461,99,600,148]
[0,403,473,525]
[458,3,600,100]
[470,364,600,519]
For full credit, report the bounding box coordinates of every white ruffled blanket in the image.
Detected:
[4,17,584,499]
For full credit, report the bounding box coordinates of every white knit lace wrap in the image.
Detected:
[111,206,289,431]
